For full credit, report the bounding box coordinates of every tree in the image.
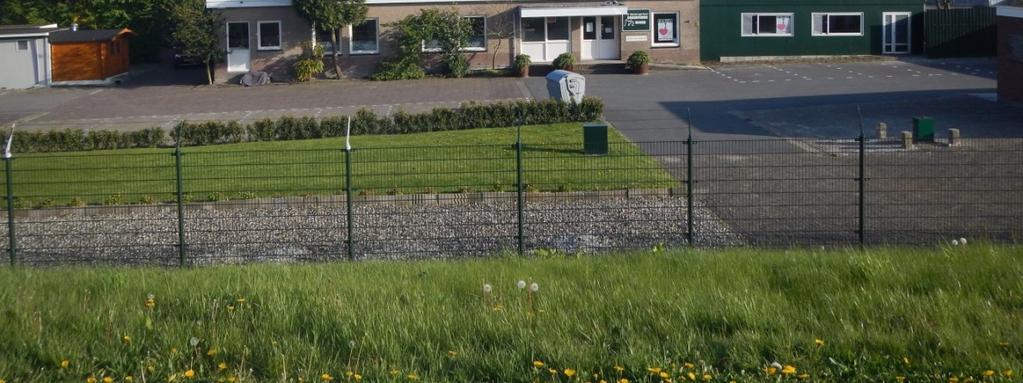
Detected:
[166,0,223,85]
[387,8,472,77]
[294,0,368,79]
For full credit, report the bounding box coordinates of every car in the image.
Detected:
[172,46,202,68]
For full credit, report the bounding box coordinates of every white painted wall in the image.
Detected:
[0,37,49,89]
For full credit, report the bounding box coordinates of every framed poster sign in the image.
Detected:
[624,9,650,31]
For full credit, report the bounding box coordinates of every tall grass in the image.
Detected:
[0,245,1020,382]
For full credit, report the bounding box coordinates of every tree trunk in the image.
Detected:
[206,60,213,85]
[492,38,502,70]
[331,29,343,79]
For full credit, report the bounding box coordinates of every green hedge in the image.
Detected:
[9,98,604,152]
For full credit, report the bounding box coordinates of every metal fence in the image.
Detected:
[2,133,1022,266]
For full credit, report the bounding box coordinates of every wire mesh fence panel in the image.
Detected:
[521,141,686,254]
[865,138,1023,244]
[349,145,518,259]
[2,151,178,265]
[693,139,860,246]
[180,149,347,264]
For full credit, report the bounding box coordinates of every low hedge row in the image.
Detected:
[9,97,604,152]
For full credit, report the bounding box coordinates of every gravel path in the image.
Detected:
[4,194,739,266]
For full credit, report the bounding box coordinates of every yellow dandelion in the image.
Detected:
[103,377,114,383]
[0,378,5,383]
[797,373,809,380]
[548,368,558,375]
[782,365,797,375]
[236,297,246,305]
[448,350,458,357]
[227,304,235,312]
[998,342,1009,348]
[184,369,195,379]
[122,335,132,345]
[684,363,695,370]
[896,376,906,383]
[407,372,419,381]
[345,371,354,378]
[86,377,97,383]
[660,371,670,379]
[702,373,712,381]
[207,348,219,357]
[125,377,134,383]
[765,367,778,376]
[533,361,545,369]
[617,379,630,383]
[948,376,959,383]
[228,376,237,383]
[815,339,825,347]
[60,359,70,369]
[1002,370,1013,377]
[565,369,577,377]
[982,370,995,377]
[648,367,662,374]
[687,371,696,381]
[218,362,228,371]
[144,297,156,309]
[354,374,362,382]
[320,373,333,382]
[389,369,400,376]
[903,357,911,365]
[613,366,625,373]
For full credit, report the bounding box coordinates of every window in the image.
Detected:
[350,18,379,54]
[316,28,335,53]
[652,12,679,47]
[464,16,486,51]
[17,40,29,51]
[741,13,794,36]
[812,13,863,36]
[546,17,569,40]
[257,21,282,50]
[522,17,546,42]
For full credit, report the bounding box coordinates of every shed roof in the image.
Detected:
[49,28,135,43]
[0,23,63,38]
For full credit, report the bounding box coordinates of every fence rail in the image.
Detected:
[2,133,1022,266]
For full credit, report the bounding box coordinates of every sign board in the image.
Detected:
[625,35,648,42]
[623,9,650,31]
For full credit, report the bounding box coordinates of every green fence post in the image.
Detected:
[686,117,695,247]
[515,123,525,256]
[174,128,186,267]
[857,106,866,248]
[345,148,355,261]
[4,155,16,266]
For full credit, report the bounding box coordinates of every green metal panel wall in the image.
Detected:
[700,0,923,61]
[924,8,996,58]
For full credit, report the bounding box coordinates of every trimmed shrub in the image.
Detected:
[552,53,575,71]
[9,128,166,153]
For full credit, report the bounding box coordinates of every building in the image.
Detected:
[700,0,924,62]
[49,28,135,85]
[0,24,63,89]
[997,1,1023,103]
[206,0,700,83]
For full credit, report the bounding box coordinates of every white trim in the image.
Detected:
[651,11,681,47]
[0,32,55,38]
[740,12,795,37]
[997,5,1023,18]
[349,18,380,55]
[811,12,865,37]
[520,5,627,18]
[226,21,251,73]
[256,20,282,50]
[882,12,912,55]
[462,15,487,52]
[207,0,291,9]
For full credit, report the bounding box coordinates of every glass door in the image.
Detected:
[883,12,911,54]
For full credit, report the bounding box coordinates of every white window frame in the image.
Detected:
[462,15,487,52]
[349,18,380,55]
[741,13,794,37]
[256,20,282,51]
[315,27,336,54]
[16,40,30,51]
[812,12,864,36]
[650,11,680,47]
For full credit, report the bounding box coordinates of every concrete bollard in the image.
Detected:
[948,128,961,147]
[876,122,888,140]
[901,131,913,149]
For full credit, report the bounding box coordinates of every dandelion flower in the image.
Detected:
[781,365,796,375]
[903,357,911,365]
[354,374,362,381]
[530,282,540,292]
[483,284,493,293]
[687,371,696,381]
[320,373,334,382]
[960,237,967,245]
[87,377,97,383]
[207,347,219,357]
[227,304,235,312]
[345,371,354,378]
[618,379,630,383]
[660,371,670,379]
[389,369,400,376]
[517,280,527,289]
[184,369,196,379]
[951,239,960,246]
[896,376,906,383]
[648,367,662,374]
[103,377,113,383]
[60,359,69,369]
[227,377,237,383]
[448,350,458,358]
[548,368,558,375]
[122,335,131,345]
[1003,370,1013,377]
[564,369,576,377]
[533,361,545,369]
[407,372,419,381]
[125,377,134,383]
[683,363,695,370]
[145,294,156,309]
[236,297,246,305]
[613,366,625,373]
[703,373,713,381]
[948,376,959,383]
[218,362,228,371]
[765,367,778,376]
[983,370,995,377]
[797,373,809,380]
[815,339,825,347]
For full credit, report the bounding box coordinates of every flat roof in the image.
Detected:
[0,23,62,38]
[49,28,135,43]
[998,3,1023,17]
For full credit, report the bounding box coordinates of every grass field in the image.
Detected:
[6,123,676,207]
[0,245,1019,382]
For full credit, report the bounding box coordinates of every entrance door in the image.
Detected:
[882,12,911,54]
[581,16,620,60]
[226,22,250,72]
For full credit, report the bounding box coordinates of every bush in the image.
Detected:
[371,56,426,81]
[15,98,605,152]
[513,54,531,73]
[445,54,469,78]
[552,53,575,71]
[293,43,326,82]
[627,50,650,68]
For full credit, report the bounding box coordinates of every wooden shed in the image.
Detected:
[49,28,135,84]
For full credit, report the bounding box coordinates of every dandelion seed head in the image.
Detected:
[960,237,967,245]
[951,239,959,246]
[529,282,539,292]
[517,280,527,289]
[483,284,492,293]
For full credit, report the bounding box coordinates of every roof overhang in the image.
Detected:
[997,4,1023,18]
[520,4,629,18]
[206,0,292,9]
[0,23,62,38]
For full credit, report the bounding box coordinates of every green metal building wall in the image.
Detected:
[700,0,924,61]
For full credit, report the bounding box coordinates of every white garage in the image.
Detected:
[0,24,62,90]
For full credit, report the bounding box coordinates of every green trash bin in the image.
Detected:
[583,122,608,155]
[913,117,934,142]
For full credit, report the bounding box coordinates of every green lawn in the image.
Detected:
[6,123,676,207]
[0,246,1020,382]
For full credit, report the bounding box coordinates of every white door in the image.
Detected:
[882,12,911,54]
[581,16,620,60]
[226,22,250,72]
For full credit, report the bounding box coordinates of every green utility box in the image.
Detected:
[913,117,935,142]
[583,122,608,155]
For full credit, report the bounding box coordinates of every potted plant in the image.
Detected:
[513,54,531,77]
[552,52,575,71]
[627,50,651,75]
